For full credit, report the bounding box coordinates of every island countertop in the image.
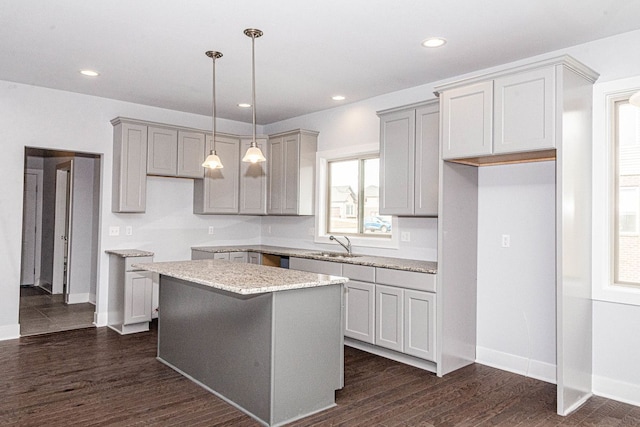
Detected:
[133,259,348,295]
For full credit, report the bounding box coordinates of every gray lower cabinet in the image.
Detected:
[248,252,262,265]
[108,255,153,334]
[291,258,437,363]
[193,134,240,214]
[111,118,148,213]
[344,280,375,343]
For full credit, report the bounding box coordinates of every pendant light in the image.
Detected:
[202,50,224,169]
[242,28,267,163]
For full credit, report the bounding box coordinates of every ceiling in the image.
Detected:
[2,0,640,125]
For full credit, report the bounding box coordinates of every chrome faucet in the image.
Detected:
[329,235,352,255]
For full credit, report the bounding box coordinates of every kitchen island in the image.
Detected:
[133,259,348,427]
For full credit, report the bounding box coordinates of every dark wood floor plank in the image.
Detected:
[1,322,637,426]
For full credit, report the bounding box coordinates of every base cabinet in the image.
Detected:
[108,254,153,334]
[344,281,375,344]
[375,284,404,352]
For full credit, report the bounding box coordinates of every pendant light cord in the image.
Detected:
[251,33,257,148]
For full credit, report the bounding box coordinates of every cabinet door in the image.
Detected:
[112,122,148,213]
[267,136,284,214]
[177,131,205,178]
[404,290,436,361]
[441,81,493,159]
[240,138,268,214]
[375,284,404,352]
[193,135,240,214]
[213,252,230,260]
[229,252,248,262]
[124,271,152,325]
[147,126,178,176]
[282,134,301,215]
[414,104,439,216]
[345,280,375,343]
[494,67,556,154]
[379,109,415,215]
[248,252,262,265]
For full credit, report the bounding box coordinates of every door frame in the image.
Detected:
[21,169,43,287]
[52,161,74,301]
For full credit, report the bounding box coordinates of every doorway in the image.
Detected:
[20,148,101,336]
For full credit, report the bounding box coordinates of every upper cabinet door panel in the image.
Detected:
[414,104,439,216]
[441,81,493,159]
[494,67,556,154]
[177,131,205,178]
[147,126,178,176]
[267,137,284,214]
[379,109,415,215]
[240,138,268,215]
[193,134,240,214]
[282,134,301,215]
[112,121,148,213]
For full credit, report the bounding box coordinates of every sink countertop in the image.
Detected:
[191,245,437,274]
[133,259,348,295]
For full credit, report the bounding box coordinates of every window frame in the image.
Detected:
[315,144,399,250]
[593,77,640,306]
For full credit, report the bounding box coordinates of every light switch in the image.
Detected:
[501,234,511,248]
[125,226,133,236]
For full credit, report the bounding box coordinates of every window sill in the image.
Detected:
[593,283,640,307]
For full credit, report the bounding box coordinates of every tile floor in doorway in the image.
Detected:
[19,286,95,336]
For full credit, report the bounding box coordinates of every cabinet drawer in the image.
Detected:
[343,264,375,282]
[375,268,436,292]
[125,256,153,272]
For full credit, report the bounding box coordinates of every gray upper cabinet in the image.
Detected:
[493,66,555,154]
[177,131,206,178]
[147,127,205,178]
[267,130,318,215]
[147,126,178,176]
[111,118,148,213]
[441,81,493,160]
[378,100,439,216]
[439,63,557,161]
[240,137,268,215]
[193,134,240,214]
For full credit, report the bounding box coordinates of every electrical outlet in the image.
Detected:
[125,226,133,236]
[208,226,214,235]
[267,225,272,234]
[501,234,511,248]
[109,226,120,236]
[401,232,411,242]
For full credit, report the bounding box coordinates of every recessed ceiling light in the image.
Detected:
[421,37,446,48]
[237,103,251,108]
[332,95,346,101]
[80,69,100,77]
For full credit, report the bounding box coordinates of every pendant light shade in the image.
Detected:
[202,50,224,169]
[630,90,640,108]
[242,28,266,164]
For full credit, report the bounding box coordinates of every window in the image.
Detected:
[614,100,640,286]
[327,156,392,237]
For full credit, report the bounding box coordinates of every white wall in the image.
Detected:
[0,80,258,337]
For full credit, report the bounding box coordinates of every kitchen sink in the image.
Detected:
[314,251,361,259]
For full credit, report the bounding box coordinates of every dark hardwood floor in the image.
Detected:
[1,321,638,426]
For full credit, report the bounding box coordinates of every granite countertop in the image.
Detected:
[133,259,348,295]
[105,249,155,258]
[191,245,437,274]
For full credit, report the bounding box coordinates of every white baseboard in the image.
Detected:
[94,311,108,327]
[593,375,640,408]
[0,323,20,341]
[67,292,90,304]
[476,346,556,384]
